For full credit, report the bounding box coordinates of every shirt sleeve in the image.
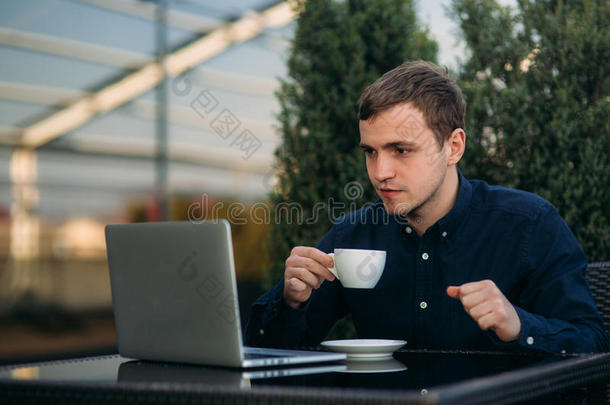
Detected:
[244,224,349,349]
[502,204,609,353]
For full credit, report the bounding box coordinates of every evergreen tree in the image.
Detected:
[266,0,438,288]
[452,0,609,261]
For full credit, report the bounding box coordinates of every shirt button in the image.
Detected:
[405,226,413,234]
[441,231,447,238]
[422,252,429,260]
[526,336,534,345]
[259,329,265,335]
[420,301,428,309]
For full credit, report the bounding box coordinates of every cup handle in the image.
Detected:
[327,253,339,280]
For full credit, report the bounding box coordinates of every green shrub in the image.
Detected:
[452,0,609,261]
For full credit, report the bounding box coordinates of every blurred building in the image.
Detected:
[0,0,294,337]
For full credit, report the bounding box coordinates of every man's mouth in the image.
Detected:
[379,188,402,197]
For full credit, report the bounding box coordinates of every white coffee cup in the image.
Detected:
[327,248,386,289]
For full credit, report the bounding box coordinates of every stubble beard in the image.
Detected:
[383,198,413,218]
[383,169,447,225]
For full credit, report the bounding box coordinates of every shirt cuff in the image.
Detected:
[513,305,563,353]
[486,305,539,349]
[487,305,553,353]
[255,279,310,325]
[274,286,311,324]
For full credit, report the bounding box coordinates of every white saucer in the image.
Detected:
[320,339,407,361]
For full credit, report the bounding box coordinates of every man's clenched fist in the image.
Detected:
[447,279,521,342]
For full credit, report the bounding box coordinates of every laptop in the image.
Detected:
[105,220,346,368]
[118,359,346,384]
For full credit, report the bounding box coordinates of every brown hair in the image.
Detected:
[358,60,466,148]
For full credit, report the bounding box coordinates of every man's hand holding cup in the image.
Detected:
[283,247,387,309]
[283,246,336,309]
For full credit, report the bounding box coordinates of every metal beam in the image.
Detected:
[155,0,169,220]
[0,81,85,105]
[0,27,148,68]
[17,1,295,148]
[61,134,272,174]
[72,0,223,33]
[0,28,282,96]
[0,126,272,174]
[0,82,278,141]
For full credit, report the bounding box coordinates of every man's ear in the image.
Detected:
[446,128,466,166]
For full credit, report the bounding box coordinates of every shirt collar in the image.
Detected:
[374,169,472,237]
[437,168,472,239]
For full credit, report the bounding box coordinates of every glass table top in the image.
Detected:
[0,349,584,393]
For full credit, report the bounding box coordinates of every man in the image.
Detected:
[245,61,609,353]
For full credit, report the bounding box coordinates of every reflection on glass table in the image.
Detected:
[0,349,581,390]
[1,350,608,405]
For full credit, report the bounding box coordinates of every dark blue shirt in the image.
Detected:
[245,172,609,353]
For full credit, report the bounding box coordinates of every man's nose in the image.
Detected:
[373,155,395,182]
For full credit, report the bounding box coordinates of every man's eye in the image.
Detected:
[363,148,375,155]
[396,148,408,155]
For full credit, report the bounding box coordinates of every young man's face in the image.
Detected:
[359,103,450,218]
